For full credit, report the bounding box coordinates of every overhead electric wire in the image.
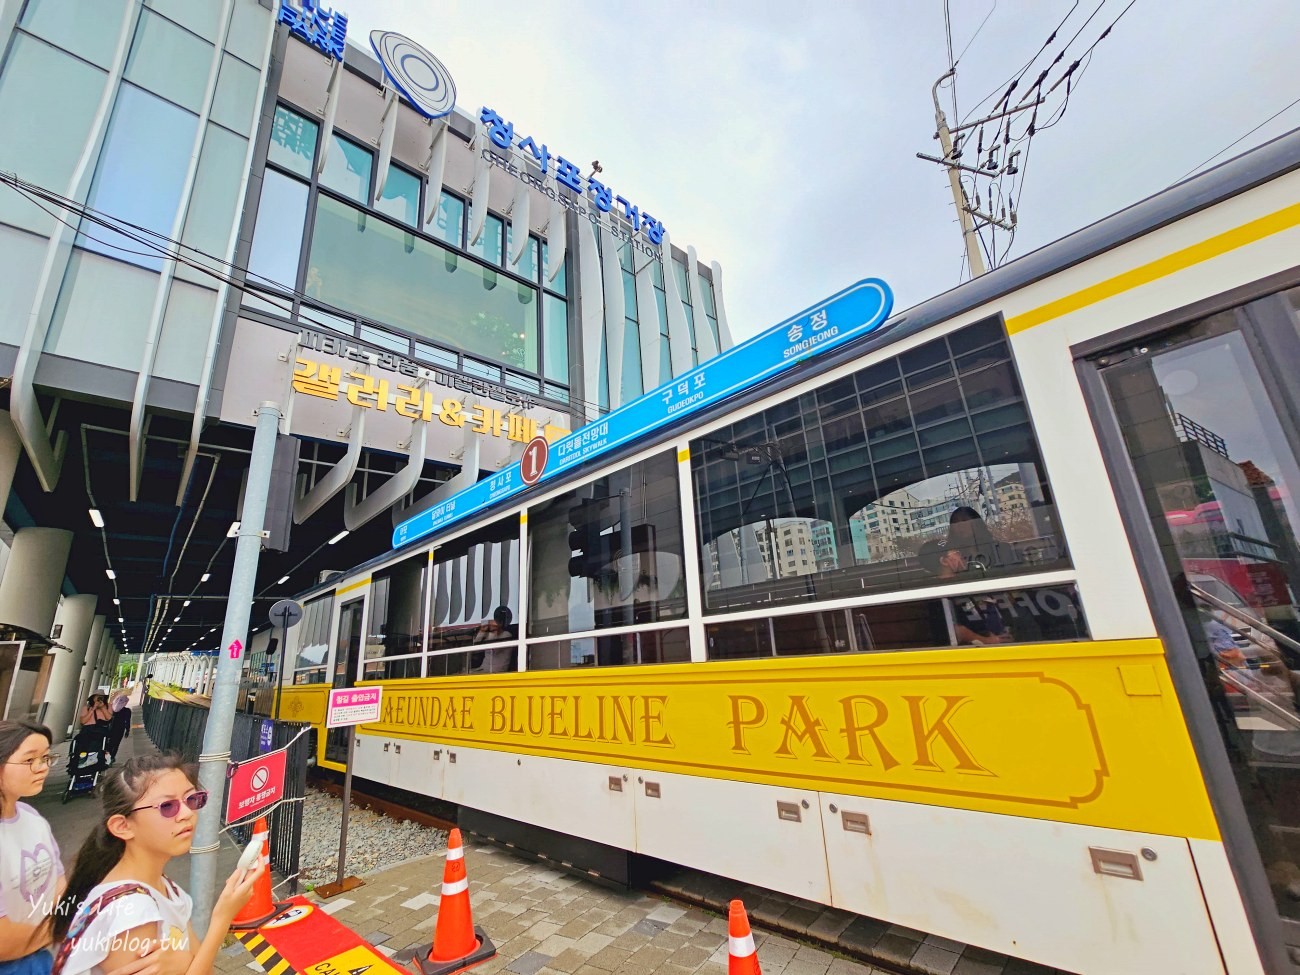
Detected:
[954,0,998,66]
[961,0,1079,123]
[1173,95,1300,184]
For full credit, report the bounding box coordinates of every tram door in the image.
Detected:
[1098,285,1300,945]
[324,596,365,765]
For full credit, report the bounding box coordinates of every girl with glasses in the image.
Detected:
[0,720,63,975]
[51,754,260,975]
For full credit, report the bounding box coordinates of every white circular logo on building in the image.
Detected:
[370,30,457,120]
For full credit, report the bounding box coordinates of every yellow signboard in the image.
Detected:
[292,358,571,443]
[352,638,1217,839]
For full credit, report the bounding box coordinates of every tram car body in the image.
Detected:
[275,129,1300,974]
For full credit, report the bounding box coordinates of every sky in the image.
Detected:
[343,0,1300,340]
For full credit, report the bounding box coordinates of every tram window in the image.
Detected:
[691,317,1069,614]
[528,450,687,637]
[425,646,519,677]
[705,585,1088,660]
[366,554,428,670]
[527,628,690,670]
[362,654,422,681]
[427,517,520,656]
[291,593,332,684]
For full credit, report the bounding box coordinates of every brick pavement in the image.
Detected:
[213,845,890,975]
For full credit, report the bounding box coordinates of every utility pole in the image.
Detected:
[917,68,1031,278]
[932,69,986,277]
[189,402,283,934]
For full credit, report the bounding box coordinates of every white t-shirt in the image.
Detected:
[0,801,63,924]
[60,878,191,975]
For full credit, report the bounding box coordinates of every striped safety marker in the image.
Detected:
[727,899,762,975]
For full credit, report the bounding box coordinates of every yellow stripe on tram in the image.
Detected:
[1006,200,1300,334]
[336,576,370,596]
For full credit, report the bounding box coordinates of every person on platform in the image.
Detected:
[50,755,261,975]
[104,699,130,766]
[77,699,110,733]
[0,720,63,975]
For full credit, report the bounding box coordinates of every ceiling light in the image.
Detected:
[88,509,104,528]
[201,573,211,583]
[227,521,240,538]
[328,530,349,545]
[117,617,123,623]
[113,598,120,606]
[167,628,172,634]
[173,616,180,623]
[183,600,191,607]
[105,569,115,580]
[277,575,289,585]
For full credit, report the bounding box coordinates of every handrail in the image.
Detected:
[1190,583,1300,656]
[1219,670,1300,731]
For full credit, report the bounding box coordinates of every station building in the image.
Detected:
[0,0,732,730]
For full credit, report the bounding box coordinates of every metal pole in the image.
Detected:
[932,69,987,278]
[273,614,286,723]
[336,731,355,884]
[190,402,283,935]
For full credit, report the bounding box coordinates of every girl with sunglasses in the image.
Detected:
[52,754,260,975]
[0,720,63,975]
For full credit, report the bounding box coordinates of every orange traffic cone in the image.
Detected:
[414,829,496,975]
[229,818,285,930]
[728,900,762,975]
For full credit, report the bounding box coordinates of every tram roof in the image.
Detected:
[315,126,1300,590]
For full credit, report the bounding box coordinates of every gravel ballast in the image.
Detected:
[296,787,448,884]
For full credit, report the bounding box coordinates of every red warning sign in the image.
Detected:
[225,747,287,823]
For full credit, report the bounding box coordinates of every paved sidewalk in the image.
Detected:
[213,845,889,975]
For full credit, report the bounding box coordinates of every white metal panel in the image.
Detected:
[353,732,394,786]
[634,249,660,384]
[391,737,444,799]
[508,177,530,269]
[576,217,604,411]
[659,231,694,376]
[820,792,1224,975]
[687,245,717,359]
[1189,839,1268,975]
[467,133,490,248]
[442,742,636,851]
[1011,323,1156,640]
[710,260,734,348]
[600,226,626,405]
[632,768,830,904]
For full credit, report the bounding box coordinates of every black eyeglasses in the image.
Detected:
[131,791,208,818]
[5,754,54,770]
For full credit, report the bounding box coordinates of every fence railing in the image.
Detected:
[141,691,310,893]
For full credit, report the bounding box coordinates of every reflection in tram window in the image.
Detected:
[427,518,519,653]
[1104,290,1300,922]
[528,451,686,637]
[705,585,1088,660]
[527,629,691,670]
[363,554,427,679]
[691,317,1069,614]
[425,647,519,677]
[291,593,333,684]
[362,654,423,680]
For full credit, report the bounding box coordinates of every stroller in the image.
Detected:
[63,725,111,804]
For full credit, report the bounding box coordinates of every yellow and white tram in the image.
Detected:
[273,130,1300,975]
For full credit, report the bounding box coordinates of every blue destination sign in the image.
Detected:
[392,278,895,550]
